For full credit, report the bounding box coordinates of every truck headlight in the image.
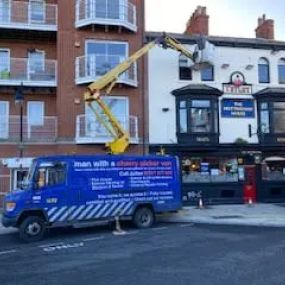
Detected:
[5,202,16,212]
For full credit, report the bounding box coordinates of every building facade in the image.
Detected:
[0,0,146,204]
[147,7,285,204]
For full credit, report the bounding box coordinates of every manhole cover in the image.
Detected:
[213,215,243,219]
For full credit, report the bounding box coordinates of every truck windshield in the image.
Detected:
[20,161,37,190]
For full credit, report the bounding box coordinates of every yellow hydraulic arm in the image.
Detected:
[83,33,211,154]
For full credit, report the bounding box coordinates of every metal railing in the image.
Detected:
[0,115,57,143]
[76,114,139,143]
[75,54,137,86]
[0,58,57,87]
[75,0,136,31]
[0,0,57,31]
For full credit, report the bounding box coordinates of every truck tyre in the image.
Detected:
[19,216,46,242]
[133,207,155,229]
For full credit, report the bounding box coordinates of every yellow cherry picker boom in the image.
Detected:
[83,33,215,154]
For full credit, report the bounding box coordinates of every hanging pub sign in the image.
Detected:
[223,71,252,95]
[221,99,255,118]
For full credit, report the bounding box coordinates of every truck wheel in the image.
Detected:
[19,216,46,242]
[133,207,155,229]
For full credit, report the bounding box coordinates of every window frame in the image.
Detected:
[177,97,218,135]
[258,57,270,84]
[85,39,128,78]
[178,54,192,81]
[201,65,214,82]
[0,100,9,139]
[0,48,10,73]
[278,58,285,84]
[29,0,46,24]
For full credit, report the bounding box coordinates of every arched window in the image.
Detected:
[258,57,270,83]
[278,58,285,84]
[179,55,192,80]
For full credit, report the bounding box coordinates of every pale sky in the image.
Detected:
[145,0,285,41]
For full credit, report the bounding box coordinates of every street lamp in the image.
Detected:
[15,83,24,159]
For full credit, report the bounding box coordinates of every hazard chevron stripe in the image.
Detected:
[46,201,135,223]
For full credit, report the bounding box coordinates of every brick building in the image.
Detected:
[0,0,146,203]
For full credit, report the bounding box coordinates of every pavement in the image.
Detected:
[1,203,285,235]
[159,203,285,227]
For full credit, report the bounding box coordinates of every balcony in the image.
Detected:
[0,58,57,87]
[75,0,137,32]
[0,115,57,143]
[75,54,137,87]
[0,1,57,31]
[76,114,139,144]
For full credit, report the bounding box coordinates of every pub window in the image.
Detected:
[258,57,270,83]
[177,98,218,135]
[259,102,270,134]
[278,58,285,84]
[191,100,211,132]
[181,156,239,183]
[262,159,285,181]
[273,102,285,133]
[201,65,214,81]
[179,100,187,133]
[179,55,192,80]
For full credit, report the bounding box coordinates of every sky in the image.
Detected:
[145,0,285,41]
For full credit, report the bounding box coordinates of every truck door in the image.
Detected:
[33,161,69,223]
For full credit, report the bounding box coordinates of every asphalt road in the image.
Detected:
[1,223,285,285]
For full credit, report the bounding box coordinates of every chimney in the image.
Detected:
[255,14,274,40]
[185,6,209,35]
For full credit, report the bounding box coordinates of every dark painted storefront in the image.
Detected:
[150,86,285,205]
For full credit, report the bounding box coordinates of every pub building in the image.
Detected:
[147,7,285,204]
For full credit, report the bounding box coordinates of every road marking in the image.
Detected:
[43,242,84,252]
[83,236,104,242]
[179,223,194,227]
[152,226,168,231]
[0,249,17,256]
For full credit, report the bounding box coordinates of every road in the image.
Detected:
[1,222,285,285]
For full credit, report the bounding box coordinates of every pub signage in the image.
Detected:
[221,99,255,118]
[223,71,252,95]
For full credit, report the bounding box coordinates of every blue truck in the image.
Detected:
[2,155,181,242]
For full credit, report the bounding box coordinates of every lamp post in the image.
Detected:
[15,84,24,160]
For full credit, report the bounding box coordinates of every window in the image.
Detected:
[28,50,45,76]
[29,0,45,23]
[273,102,285,133]
[86,41,127,77]
[0,0,10,22]
[179,55,192,80]
[181,156,239,183]
[177,98,218,135]
[260,102,269,134]
[191,100,211,132]
[278,58,285,84]
[201,65,214,81]
[0,101,9,138]
[0,49,10,76]
[262,160,285,181]
[258,57,270,83]
[35,162,67,188]
[86,96,129,137]
[28,101,44,127]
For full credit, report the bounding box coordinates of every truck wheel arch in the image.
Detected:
[16,210,48,228]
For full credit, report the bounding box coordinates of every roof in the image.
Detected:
[253,87,285,97]
[146,31,285,51]
[172,84,223,96]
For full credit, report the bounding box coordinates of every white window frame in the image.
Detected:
[0,101,9,139]
[27,50,45,80]
[27,101,44,138]
[0,0,11,23]
[0,48,10,74]
[29,0,46,24]
[85,96,129,138]
[85,40,128,78]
